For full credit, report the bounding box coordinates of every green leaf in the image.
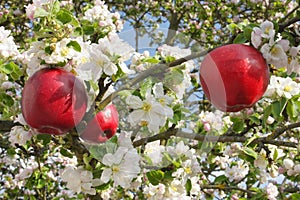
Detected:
[52,0,61,14]
[146,170,164,186]
[36,134,52,146]
[67,40,81,52]
[262,105,272,127]
[142,57,160,64]
[233,33,248,44]
[231,117,245,132]
[242,147,257,159]
[60,147,74,158]
[34,8,49,18]
[214,174,227,184]
[271,98,287,119]
[287,100,299,121]
[56,9,73,24]
[185,179,192,193]
[83,25,95,35]
[89,145,107,161]
[291,193,300,200]
[243,27,253,41]
[1,93,14,107]
[249,115,261,125]
[0,62,14,74]
[140,78,153,98]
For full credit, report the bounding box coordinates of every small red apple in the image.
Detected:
[80,104,119,143]
[200,44,270,112]
[21,68,88,135]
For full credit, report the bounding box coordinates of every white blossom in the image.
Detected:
[83,1,123,32]
[144,141,165,165]
[199,110,224,132]
[0,26,19,59]
[251,27,262,48]
[283,158,294,170]
[9,126,32,146]
[260,20,275,39]
[265,183,279,200]
[254,154,268,170]
[101,147,140,188]
[225,160,249,182]
[126,90,170,133]
[261,42,288,69]
[61,166,100,195]
[264,76,300,99]
[143,183,166,199]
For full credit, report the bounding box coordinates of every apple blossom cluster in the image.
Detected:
[0,26,19,59]
[126,82,174,133]
[199,110,231,132]
[251,20,300,74]
[100,132,140,188]
[265,182,279,200]
[142,141,203,199]
[264,75,300,99]
[83,0,123,33]
[60,166,101,195]
[8,126,32,146]
[283,158,300,176]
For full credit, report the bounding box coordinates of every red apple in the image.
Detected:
[80,104,119,143]
[21,68,88,135]
[200,44,270,112]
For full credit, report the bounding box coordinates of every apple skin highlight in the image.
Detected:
[21,68,88,135]
[200,44,270,112]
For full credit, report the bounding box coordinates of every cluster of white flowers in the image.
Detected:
[126,82,174,133]
[8,126,33,146]
[0,26,19,59]
[83,0,123,33]
[142,141,203,199]
[265,182,279,200]
[283,158,300,176]
[77,34,135,80]
[199,110,230,132]
[130,50,151,72]
[100,132,141,188]
[23,34,134,81]
[60,166,101,195]
[224,160,249,182]
[251,20,300,74]
[264,75,300,99]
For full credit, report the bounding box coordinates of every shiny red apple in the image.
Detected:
[21,68,88,135]
[200,44,270,112]
[80,104,119,143]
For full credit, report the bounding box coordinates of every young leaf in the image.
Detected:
[56,9,73,24]
[146,170,164,186]
[233,33,248,44]
[67,40,81,52]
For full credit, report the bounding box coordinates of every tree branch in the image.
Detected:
[268,121,300,139]
[279,16,300,32]
[133,128,298,148]
[201,184,255,195]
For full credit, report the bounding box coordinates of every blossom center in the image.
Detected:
[142,103,152,111]
[112,166,119,173]
[284,85,292,92]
